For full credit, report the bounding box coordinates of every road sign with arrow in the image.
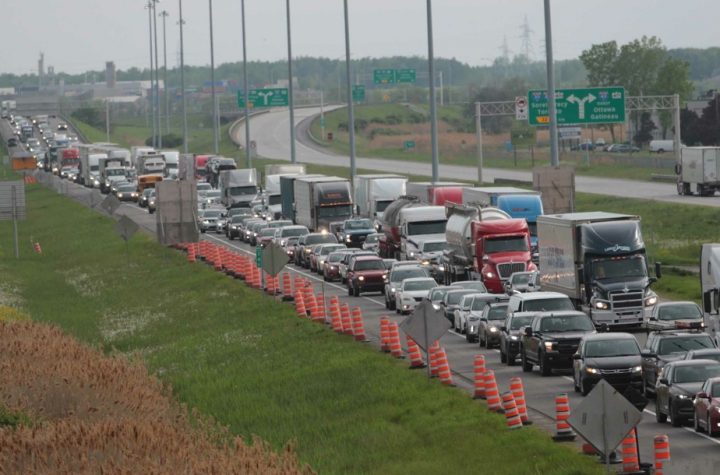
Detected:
[527,87,625,126]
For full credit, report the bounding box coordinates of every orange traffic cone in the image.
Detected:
[509,377,531,425]
[389,322,403,359]
[552,394,576,441]
[380,317,390,352]
[654,434,670,475]
[213,247,223,271]
[621,427,640,473]
[305,292,317,319]
[294,291,306,318]
[187,245,196,263]
[429,341,440,377]
[437,348,453,386]
[312,293,325,323]
[339,304,351,335]
[473,354,486,399]
[484,370,502,412]
[352,308,367,342]
[282,272,293,300]
[501,391,523,430]
[406,336,425,368]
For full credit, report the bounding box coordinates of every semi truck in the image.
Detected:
[79,152,106,187]
[206,157,237,188]
[353,174,408,223]
[265,164,306,177]
[136,154,166,177]
[537,212,661,328]
[398,205,448,261]
[442,204,535,292]
[280,174,323,222]
[406,182,464,203]
[293,176,353,232]
[701,244,720,343]
[676,147,720,196]
[219,168,260,208]
[378,196,422,259]
[264,166,306,219]
[130,146,156,169]
[98,157,127,193]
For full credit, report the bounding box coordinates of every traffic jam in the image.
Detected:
[8,114,720,466]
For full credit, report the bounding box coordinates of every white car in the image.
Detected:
[394,277,437,314]
[458,293,510,336]
[384,264,432,310]
[453,294,477,333]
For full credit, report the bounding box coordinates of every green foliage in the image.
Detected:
[633,112,657,145]
[682,95,720,146]
[0,404,32,428]
[144,133,183,148]
[71,107,104,129]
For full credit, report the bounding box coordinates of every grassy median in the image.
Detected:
[0,179,602,474]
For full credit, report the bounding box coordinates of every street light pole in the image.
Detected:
[241,0,251,168]
[343,0,356,185]
[146,1,156,148]
[160,10,170,135]
[543,0,559,167]
[426,0,439,182]
[152,0,161,148]
[178,0,188,153]
[286,0,296,163]
[208,0,219,154]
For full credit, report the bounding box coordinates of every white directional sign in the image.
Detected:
[400,300,451,353]
[515,96,528,121]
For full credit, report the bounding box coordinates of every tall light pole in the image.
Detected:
[208,0,219,154]
[286,0,296,163]
[426,0,439,182]
[241,0,251,168]
[160,9,170,135]
[343,0,356,184]
[152,0,162,148]
[178,0,188,153]
[146,1,156,148]
[543,0,559,167]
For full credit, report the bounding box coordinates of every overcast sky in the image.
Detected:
[0,0,716,76]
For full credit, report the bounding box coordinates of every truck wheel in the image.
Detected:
[347,285,353,297]
[539,352,552,377]
[521,349,533,372]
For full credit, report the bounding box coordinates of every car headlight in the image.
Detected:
[358,276,365,281]
[437,265,445,272]
[231,225,237,230]
[489,326,498,333]
[585,367,600,374]
[346,236,352,242]
[510,335,519,341]
[485,272,494,279]
[594,300,609,310]
[382,274,388,281]
[280,240,286,246]
[421,260,430,265]
[544,341,555,351]
[304,248,311,253]
[676,394,690,400]
[330,265,337,270]
[432,303,441,310]
[409,251,415,257]
[632,365,642,373]
[202,220,210,224]
[390,287,396,293]
[645,295,658,307]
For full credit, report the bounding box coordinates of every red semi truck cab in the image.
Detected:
[194,155,211,181]
[428,186,463,206]
[471,219,536,293]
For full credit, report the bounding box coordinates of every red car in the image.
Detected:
[323,250,351,282]
[694,376,720,436]
[346,255,387,297]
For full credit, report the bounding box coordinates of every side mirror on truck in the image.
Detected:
[655,262,662,279]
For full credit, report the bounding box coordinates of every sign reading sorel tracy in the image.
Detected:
[527,87,625,126]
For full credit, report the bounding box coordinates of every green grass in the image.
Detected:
[0,404,32,428]
[0,182,602,474]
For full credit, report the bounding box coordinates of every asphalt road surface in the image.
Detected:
[232,106,720,208]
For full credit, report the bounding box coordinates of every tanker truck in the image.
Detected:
[378,196,421,259]
[442,203,536,292]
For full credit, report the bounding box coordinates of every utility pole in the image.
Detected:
[426,0,439,182]
[241,0,251,168]
[343,0,356,185]
[543,0,559,167]
[178,0,188,153]
[160,10,170,135]
[286,0,296,163]
[208,0,219,154]
[146,1,156,148]
[152,0,161,148]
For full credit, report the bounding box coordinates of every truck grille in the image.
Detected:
[497,263,526,279]
[599,368,633,375]
[557,339,580,354]
[609,291,643,311]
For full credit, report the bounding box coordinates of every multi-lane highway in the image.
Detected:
[232,107,720,208]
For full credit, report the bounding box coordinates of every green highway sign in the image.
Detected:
[403,140,416,150]
[352,85,366,102]
[527,87,625,126]
[237,88,289,108]
[373,69,396,85]
[396,69,417,84]
[255,245,263,267]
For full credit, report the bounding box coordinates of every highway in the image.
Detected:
[4,115,719,474]
[232,107,720,208]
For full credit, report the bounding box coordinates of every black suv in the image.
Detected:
[640,330,716,397]
[500,312,535,366]
[520,311,595,376]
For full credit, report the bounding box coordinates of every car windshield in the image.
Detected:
[267,221,293,229]
[453,282,488,292]
[430,288,449,302]
[328,253,346,262]
[485,236,529,253]
[282,227,308,237]
[365,234,380,243]
[673,364,720,384]
[689,353,720,363]
[658,336,715,355]
[345,219,372,230]
[539,315,594,332]
[585,339,639,357]
[228,186,257,197]
[306,234,338,245]
[592,256,647,280]
[320,245,344,255]
[422,241,447,252]
[446,291,475,306]
[267,195,281,205]
[658,303,703,321]
[197,183,211,191]
[231,216,246,223]
[205,190,220,198]
[107,169,125,176]
[118,185,135,192]
[260,229,276,237]
[407,220,447,236]
[512,273,533,285]
[511,316,534,330]
[391,268,428,283]
[404,280,436,291]
[202,210,221,218]
[317,205,353,218]
[713,383,720,397]
[524,298,574,312]
[486,306,508,321]
[471,298,489,311]
[354,260,385,271]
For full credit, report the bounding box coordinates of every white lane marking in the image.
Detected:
[204,234,387,307]
[639,409,720,445]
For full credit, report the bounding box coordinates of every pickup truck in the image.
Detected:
[520,310,595,376]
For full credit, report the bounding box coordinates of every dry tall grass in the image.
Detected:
[0,321,311,474]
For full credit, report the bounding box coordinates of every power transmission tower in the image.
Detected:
[500,35,511,62]
[519,15,533,61]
